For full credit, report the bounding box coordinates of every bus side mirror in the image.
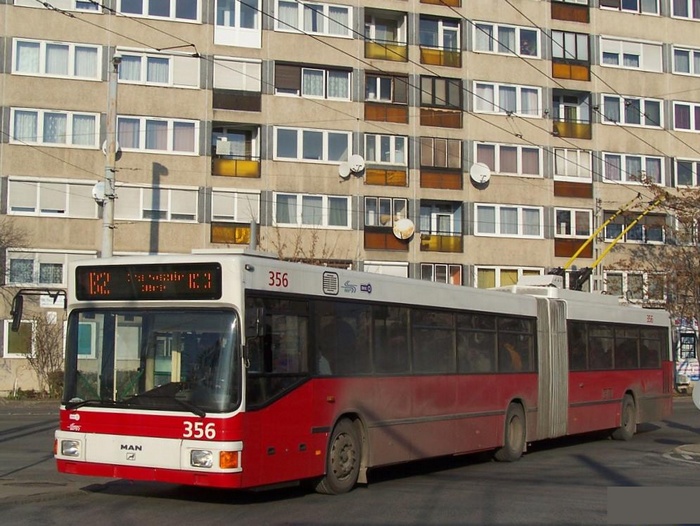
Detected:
[10,294,23,332]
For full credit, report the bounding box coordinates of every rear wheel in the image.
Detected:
[315,419,361,494]
[612,394,636,441]
[494,403,526,462]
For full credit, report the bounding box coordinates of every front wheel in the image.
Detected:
[494,403,526,462]
[611,395,636,441]
[315,419,361,495]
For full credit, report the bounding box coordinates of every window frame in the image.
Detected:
[364,197,408,227]
[273,126,352,164]
[117,115,199,154]
[10,107,100,148]
[671,0,700,19]
[474,142,542,177]
[472,21,540,58]
[7,177,99,218]
[554,208,593,239]
[675,158,700,187]
[599,0,659,15]
[601,94,663,128]
[6,249,95,287]
[673,101,700,132]
[365,73,408,104]
[602,152,665,184]
[420,76,463,109]
[474,203,544,238]
[12,38,102,81]
[275,0,353,38]
[118,0,200,22]
[114,184,199,222]
[364,134,407,166]
[210,190,260,222]
[473,81,542,117]
[273,192,352,228]
[117,49,200,89]
[419,16,461,51]
[420,263,463,285]
[672,46,700,76]
[474,266,543,288]
[2,320,36,359]
[599,36,663,72]
[553,148,593,181]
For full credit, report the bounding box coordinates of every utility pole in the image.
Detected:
[102,52,121,258]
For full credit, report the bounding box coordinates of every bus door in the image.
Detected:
[676,330,698,391]
[535,298,568,439]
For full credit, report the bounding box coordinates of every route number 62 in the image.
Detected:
[183,421,216,439]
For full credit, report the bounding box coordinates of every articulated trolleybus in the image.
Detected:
[55,250,672,494]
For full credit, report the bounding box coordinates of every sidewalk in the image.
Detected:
[0,398,60,414]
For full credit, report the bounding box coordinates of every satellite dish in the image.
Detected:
[469,162,491,185]
[92,182,106,203]
[338,162,351,179]
[393,218,415,240]
[349,154,366,173]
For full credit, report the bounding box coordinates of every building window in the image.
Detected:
[211,190,259,222]
[276,0,352,37]
[554,148,592,180]
[420,137,462,169]
[602,95,662,128]
[10,108,98,148]
[675,159,700,187]
[474,82,541,117]
[2,320,34,358]
[119,0,198,21]
[419,17,460,51]
[603,153,664,184]
[274,127,351,163]
[115,185,198,222]
[673,102,700,132]
[600,0,659,14]
[117,116,198,154]
[604,212,666,244]
[419,201,462,236]
[212,127,258,160]
[551,31,589,63]
[365,197,407,227]
[474,204,543,238]
[273,193,351,228]
[12,39,100,80]
[7,178,98,217]
[600,37,662,72]
[365,74,408,104]
[275,63,350,100]
[420,263,462,285]
[555,208,592,238]
[420,76,462,109]
[672,0,700,19]
[364,12,407,44]
[475,143,541,177]
[473,22,539,58]
[673,46,700,76]
[6,250,93,286]
[475,266,543,288]
[214,57,261,92]
[365,135,407,165]
[118,49,199,88]
[605,271,665,303]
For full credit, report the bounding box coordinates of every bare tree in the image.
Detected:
[613,184,700,323]
[0,216,28,304]
[25,313,65,397]
[264,226,354,267]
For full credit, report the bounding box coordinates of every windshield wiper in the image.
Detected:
[126,384,207,418]
[65,398,119,410]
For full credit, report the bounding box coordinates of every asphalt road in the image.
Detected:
[2,397,700,525]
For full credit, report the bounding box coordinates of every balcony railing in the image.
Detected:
[364,229,410,251]
[552,120,592,140]
[420,47,462,68]
[211,222,254,245]
[419,233,463,252]
[364,102,409,124]
[212,157,261,178]
[420,108,462,128]
[552,61,591,81]
[365,41,408,61]
[420,169,462,190]
[365,167,408,187]
[551,2,589,23]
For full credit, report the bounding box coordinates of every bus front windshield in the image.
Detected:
[63,309,240,414]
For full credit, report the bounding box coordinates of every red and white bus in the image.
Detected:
[53,250,672,494]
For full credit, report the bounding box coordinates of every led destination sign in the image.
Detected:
[75,263,222,301]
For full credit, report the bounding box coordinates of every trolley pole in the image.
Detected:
[102,52,121,258]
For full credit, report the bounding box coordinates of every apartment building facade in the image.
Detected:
[1,0,698,392]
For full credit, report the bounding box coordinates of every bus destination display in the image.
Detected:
[75,263,222,301]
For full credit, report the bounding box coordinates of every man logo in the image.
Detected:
[121,444,143,451]
[126,453,136,461]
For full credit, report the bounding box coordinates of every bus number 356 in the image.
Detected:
[268,271,289,288]
[183,421,217,439]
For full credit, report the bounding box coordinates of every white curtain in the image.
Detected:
[173,122,195,152]
[522,209,540,236]
[72,114,96,146]
[395,137,406,165]
[302,130,323,160]
[475,24,492,52]
[365,198,377,226]
[365,135,377,162]
[327,132,348,161]
[43,112,67,143]
[13,110,38,142]
[302,68,324,97]
[327,70,348,99]
[604,155,622,181]
[118,118,140,149]
[476,205,496,234]
[75,46,97,78]
[276,194,296,224]
[46,44,68,75]
[146,120,168,150]
[475,84,494,112]
[521,148,540,175]
[500,207,518,235]
[15,41,40,73]
[303,4,322,32]
[645,158,662,183]
[497,27,515,54]
[277,0,298,30]
[604,96,621,122]
[328,6,347,36]
[520,88,538,116]
[147,57,169,83]
[499,85,517,113]
[626,156,643,180]
[119,55,142,81]
[301,195,322,225]
[328,197,348,227]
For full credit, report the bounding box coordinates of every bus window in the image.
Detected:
[568,322,588,371]
[372,306,410,374]
[315,300,371,375]
[640,328,662,369]
[412,309,455,374]
[457,329,495,373]
[589,326,614,370]
[614,327,639,369]
[497,317,534,372]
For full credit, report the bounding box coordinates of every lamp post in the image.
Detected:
[102,52,121,258]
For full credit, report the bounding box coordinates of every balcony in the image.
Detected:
[420,47,461,68]
[212,157,261,178]
[419,234,463,253]
[364,229,410,251]
[552,120,592,140]
[365,41,408,62]
[365,168,408,187]
[552,61,590,81]
[420,169,462,190]
[212,90,261,112]
[551,2,589,23]
[211,222,255,245]
[420,108,462,128]
[364,102,409,124]
[555,238,593,259]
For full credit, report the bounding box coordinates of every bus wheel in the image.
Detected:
[612,395,636,441]
[494,403,526,462]
[316,419,361,495]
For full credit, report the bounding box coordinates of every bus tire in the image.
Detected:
[494,403,526,462]
[612,394,636,441]
[315,419,361,495]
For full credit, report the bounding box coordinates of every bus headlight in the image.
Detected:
[190,450,214,468]
[61,440,81,457]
